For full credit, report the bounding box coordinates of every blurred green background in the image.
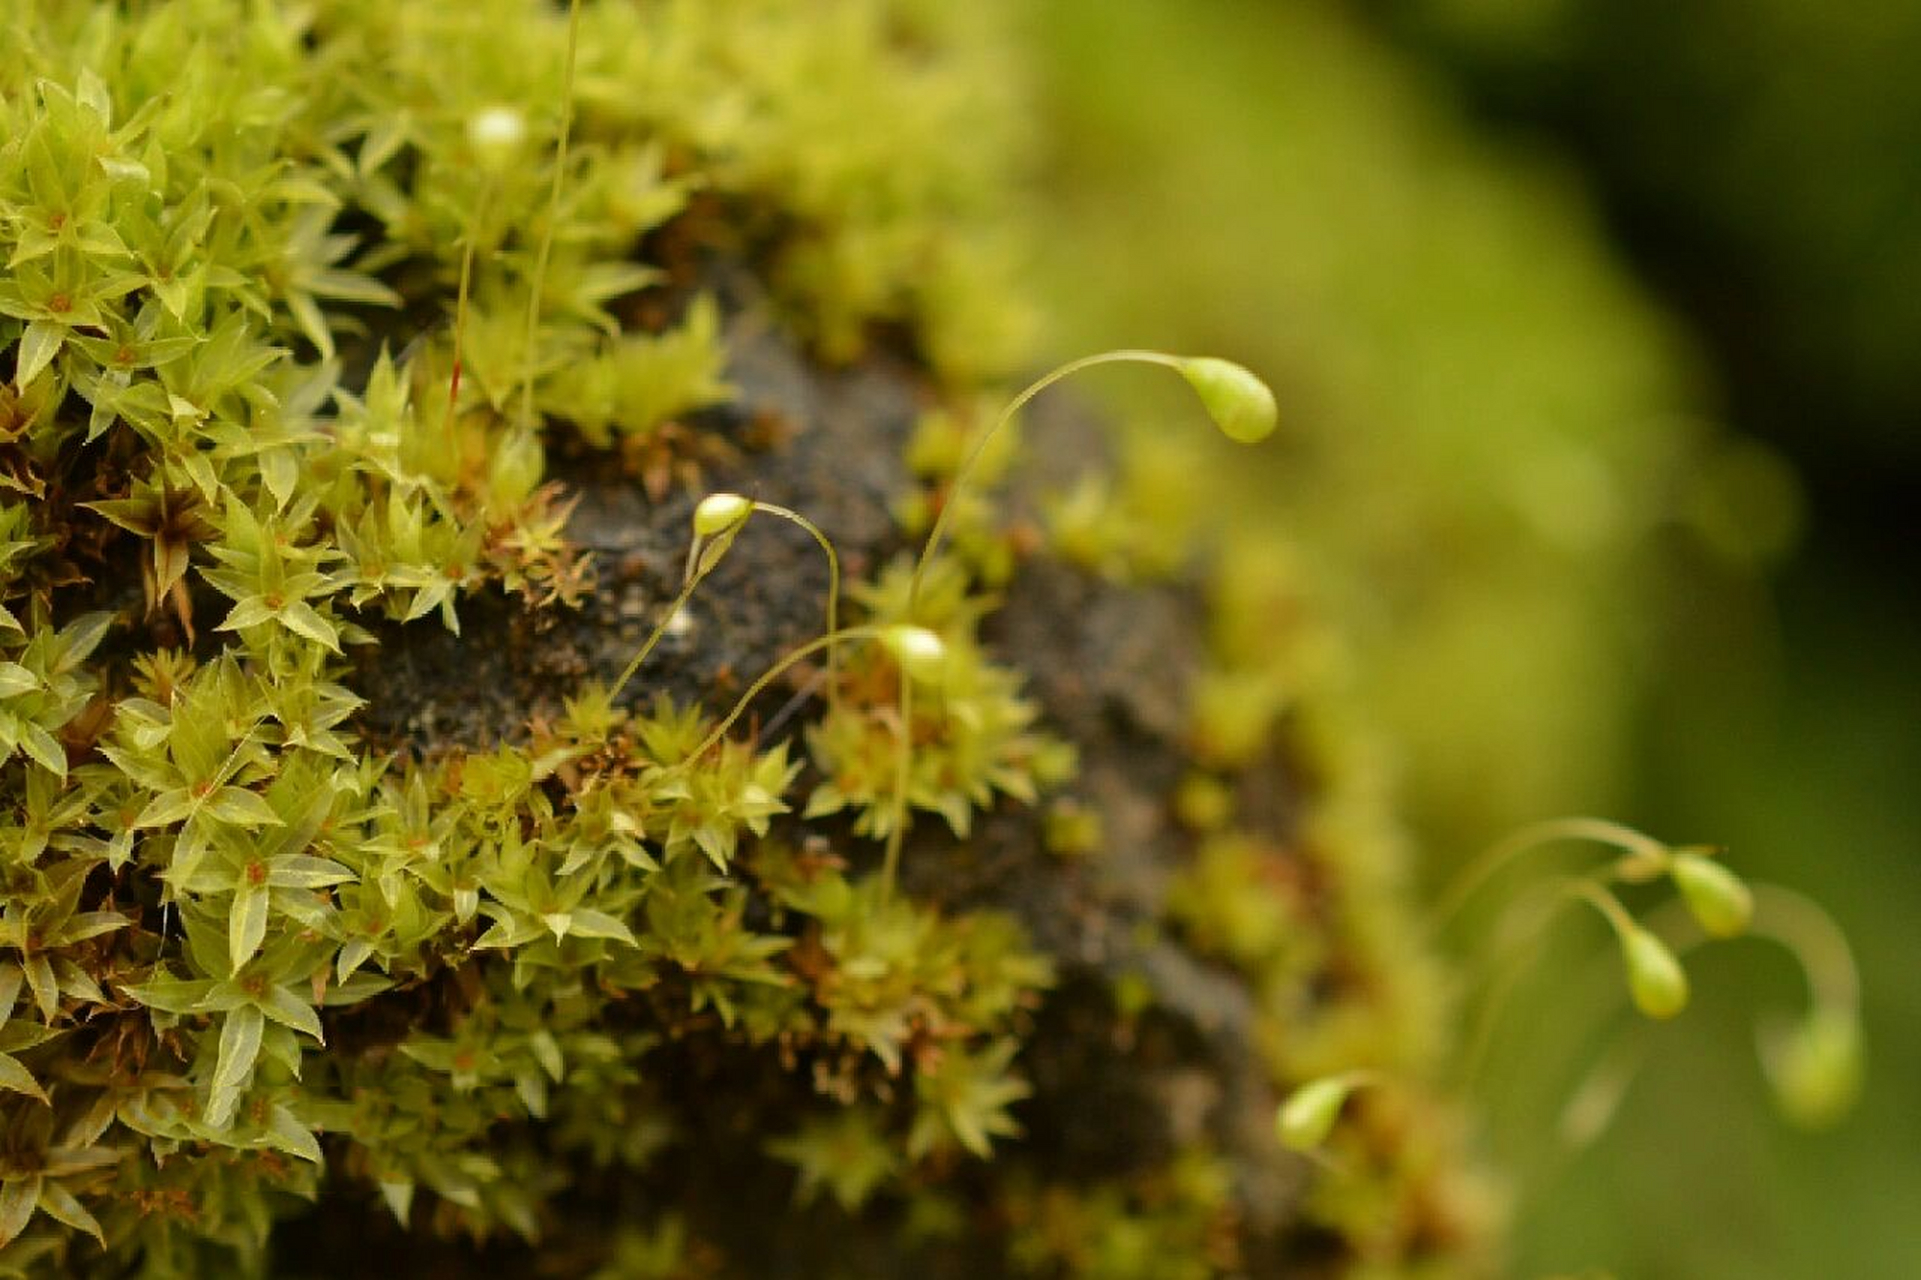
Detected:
[1023,2,1919,1276]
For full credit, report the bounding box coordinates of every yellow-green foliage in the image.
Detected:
[0,2,1060,1273]
[805,561,1077,841]
[0,1,1496,1276]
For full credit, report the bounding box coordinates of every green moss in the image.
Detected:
[1003,1151,1240,1280]
[0,2,1483,1276]
[804,560,1076,842]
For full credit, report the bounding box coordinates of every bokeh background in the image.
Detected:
[1020,2,1919,1276]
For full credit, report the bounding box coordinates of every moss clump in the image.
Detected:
[0,2,1484,1276]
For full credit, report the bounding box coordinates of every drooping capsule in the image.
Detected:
[1670,850,1754,939]
[1620,926,1690,1020]
[878,624,947,684]
[692,492,753,537]
[1762,1006,1863,1129]
[1179,356,1278,444]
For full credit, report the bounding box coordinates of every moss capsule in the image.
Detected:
[1178,356,1278,444]
[466,106,527,170]
[879,624,947,684]
[1762,1006,1863,1130]
[692,492,753,538]
[1620,925,1690,1020]
[1671,850,1754,939]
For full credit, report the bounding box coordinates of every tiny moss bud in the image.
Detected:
[1276,1074,1360,1152]
[1178,356,1278,444]
[1762,1006,1863,1130]
[1620,926,1690,1020]
[878,624,946,683]
[1671,851,1754,939]
[692,492,753,538]
[466,106,527,170]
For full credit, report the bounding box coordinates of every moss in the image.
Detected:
[0,2,1484,1277]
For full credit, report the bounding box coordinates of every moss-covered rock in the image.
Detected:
[0,3,1487,1276]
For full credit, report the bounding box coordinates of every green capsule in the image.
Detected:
[1671,851,1754,939]
[1620,926,1690,1020]
[1763,1006,1863,1129]
[466,106,527,171]
[692,492,753,537]
[879,624,947,684]
[1179,356,1278,444]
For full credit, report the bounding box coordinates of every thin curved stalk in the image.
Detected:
[443,179,493,455]
[909,349,1182,615]
[1569,878,1638,941]
[1457,875,1640,1088]
[613,498,843,723]
[659,618,920,903]
[608,568,709,700]
[1429,816,1670,939]
[1749,882,1859,1016]
[880,670,911,900]
[748,501,842,710]
[1455,879,1578,1089]
[673,626,888,768]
